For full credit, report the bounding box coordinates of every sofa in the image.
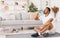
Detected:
[0,12,42,29]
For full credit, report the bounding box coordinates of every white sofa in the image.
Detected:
[0,12,42,28]
[0,20,42,28]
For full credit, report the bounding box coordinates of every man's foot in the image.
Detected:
[31,33,40,37]
[43,33,49,37]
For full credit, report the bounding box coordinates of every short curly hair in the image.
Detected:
[46,7,51,12]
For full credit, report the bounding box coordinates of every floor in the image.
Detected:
[45,33,60,38]
[0,21,60,38]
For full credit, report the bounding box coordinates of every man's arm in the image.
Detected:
[47,18,53,22]
[43,18,53,25]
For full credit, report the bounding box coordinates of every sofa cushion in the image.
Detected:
[6,15,15,20]
[21,13,30,20]
[15,13,22,20]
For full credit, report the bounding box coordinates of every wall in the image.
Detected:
[50,0,60,33]
[30,0,51,10]
[30,0,41,10]
[0,0,28,20]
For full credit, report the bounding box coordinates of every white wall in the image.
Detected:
[41,0,51,9]
[30,0,42,10]
[0,0,28,19]
[30,0,51,10]
[50,0,60,33]
[50,0,60,22]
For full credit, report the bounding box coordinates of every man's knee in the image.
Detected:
[48,23,53,30]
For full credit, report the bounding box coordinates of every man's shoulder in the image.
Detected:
[48,13,54,18]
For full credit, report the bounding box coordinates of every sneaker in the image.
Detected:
[43,33,49,37]
[31,33,40,37]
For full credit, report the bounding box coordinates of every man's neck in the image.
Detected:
[45,13,49,17]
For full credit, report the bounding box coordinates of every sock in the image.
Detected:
[38,32,41,35]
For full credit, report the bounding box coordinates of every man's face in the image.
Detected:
[44,8,49,14]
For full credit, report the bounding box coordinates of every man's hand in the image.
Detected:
[47,18,53,22]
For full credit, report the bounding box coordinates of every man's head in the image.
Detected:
[44,7,51,14]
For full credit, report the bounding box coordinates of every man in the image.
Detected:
[32,7,55,37]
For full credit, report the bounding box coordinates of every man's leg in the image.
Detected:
[31,27,42,37]
[31,22,53,37]
[34,27,42,32]
[35,22,53,34]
